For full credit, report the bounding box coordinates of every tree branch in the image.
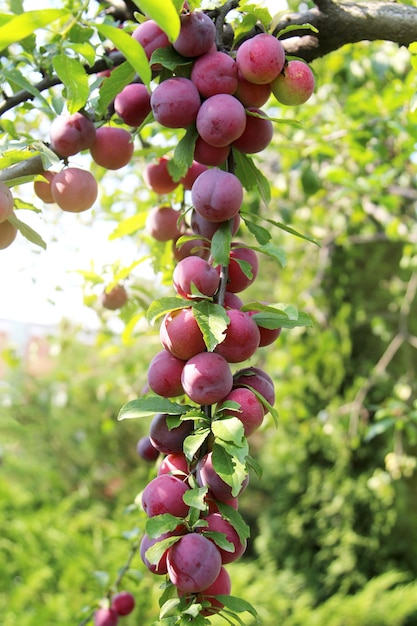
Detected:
[275,0,417,62]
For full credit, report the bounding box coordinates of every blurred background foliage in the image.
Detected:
[1,6,417,626]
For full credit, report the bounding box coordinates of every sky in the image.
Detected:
[0,0,286,328]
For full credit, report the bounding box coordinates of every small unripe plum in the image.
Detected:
[235,70,272,107]
[140,532,171,575]
[236,33,285,84]
[160,308,206,361]
[33,171,56,204]
[222,245,259,293]
[233,108,273,154]
[94,608,119,626]
[196,452,249,502]
[111,591,135,616]
[167,532,222,592]
[149,412,193,455]
[181,352,233,405]
[100,284,128,310]
[214,309,260,363]
[191,51,238,97]
[233,366,275,412]
[136,436,160,462]
[0,219,17,250]
[191,168,243,223]
[145,205,182,242]
[144,157,178,195]
[114,83,151,127]
[151,77,201,129]
[218,387,264,436]
[190,210,240,240]
[90,126,133,170]
[196,94,246,147]
[147,350,185,398]
[131,20,170,65]
[194,137,230,166]
[201,512,247,563]
[173,11,216,58]
[158,452,189,478]
[49,112,96,157]
[141,474,190,518]
[51,167,98,213]
[180,161,208,190]
[0,182,14,223]
[173,256,220,299]
[271,60,315,105]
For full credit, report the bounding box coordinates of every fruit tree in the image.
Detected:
[1,0,416,625]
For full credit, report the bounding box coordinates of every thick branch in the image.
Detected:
[275,0,417,62]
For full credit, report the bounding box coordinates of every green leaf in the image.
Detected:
[97,61,136,115]
[277,22,319,38]
[192,300,230,352]
[215,595,258,617]
[1,68,53,113]
[118,397,191,420]
[150,47,192,71]
[241,215,271,245]
[146,514,184,538]
[215,502,250,543]
[211,443,248,497]
[67,41,96,66]
[168,124,198,182]
[95,23,151,87]
[183,428,211,462]
[241,302,313,329]
[8,213,46,250]
[109,211,148,240]
[0,9,69,49]
[364,418,397,443]
[131,0,181,42]
[146,297,190,325]
[211,221,233,267]
[182,486,208,511]
[203,531,234,552]
[246,454,263,480]
[254,242,287,268]
[145,535,181,565]
[212,417,245,447]
[159,598,181,619]
[52,54,89,114]
[234,150,271,207]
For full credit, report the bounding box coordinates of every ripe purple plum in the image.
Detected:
[90,126,133,170]
[145,205,182,242]
[190,210,240,240]
[233,366,275,413]
[218,387,264,437]
[271,60,315,106]
[140,532,172,575]
[147,350,185,398]
[0,182,14,223]
[214,309,260,363]
[33,171,56,204]
[173,233,210,261]
[160,308,206,361]
[49,112,96,157]
[223,292,244,309]
[0,219,17,250]
[191,51,238,97]
[233,108,273,154]
[141,474,190,518]
[114,83,151,127]
[173,11,216,58]
[94,608,119,626]
[149,412,193,455]
[144,157,178,195]
[235,70,272,107]
[100,284,128,310]
[201,512,247,563]
[248,306,282,346]
[194,566,232,616]
[167,532,222,592]
[131,20,170,66]
[180,161,208,191]
[136,436,160,462]
[191,168,243,223]
[223,245,259,293]
[236,33,285,84]
[158,452,189,478]
[51,167,98,213]
[173,256,220,299]
[196,94,246,147]
[111,591,135,616]
[196,452,249,502]
[193,137,230,166]
[151,77,201,129]
[181,352,233,405]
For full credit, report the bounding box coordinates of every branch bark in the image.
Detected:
[276,0,417,62]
